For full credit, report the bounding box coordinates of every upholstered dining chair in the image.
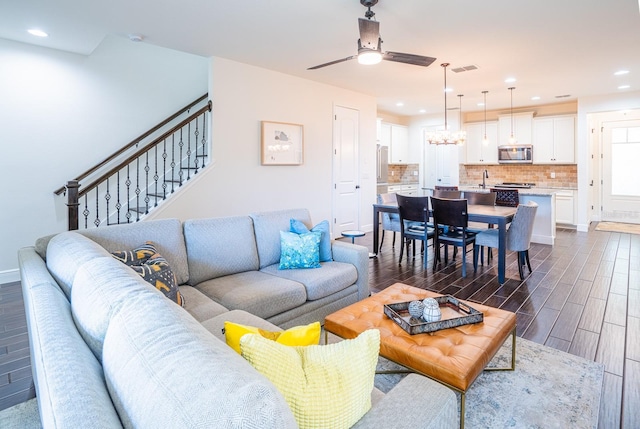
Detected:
[377,193,401,250]
[491,188,520,207]
[432,189,462,199]
[473,201,538,280]
[430,197,477,278]
[464,191,497,264]
[396,194,435,269]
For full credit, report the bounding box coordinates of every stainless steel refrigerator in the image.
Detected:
[376,145,389,194]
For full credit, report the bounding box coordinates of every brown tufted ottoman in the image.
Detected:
[324,283,516,429]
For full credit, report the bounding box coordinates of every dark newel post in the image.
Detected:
[66,180,80,231]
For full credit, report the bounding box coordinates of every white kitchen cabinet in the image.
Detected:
[464,121,498,164]
[555,189,576,225]
[388,184,418,195]
[390,124,409,164]
[379,122,391,151]
[533,116,575,163]
[498,112,534,145]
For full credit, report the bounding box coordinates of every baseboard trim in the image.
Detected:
[0,269,20,284]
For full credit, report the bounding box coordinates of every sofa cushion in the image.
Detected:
[224,321,321,354]
[240,329,380,429]
[102,290,298,429]
[183,215,260,285]
[290,218,333,262]
[80,218,189,285]
[201,309,281,342]
[261,261,357,301]
[178,285,229,323]
[195,271,307,319]
[250,208,312,269]
[46,232,113,299]
[279,230,322,269]
[71,256,165,360]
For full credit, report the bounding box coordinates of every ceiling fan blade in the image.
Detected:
[383,51,436,67]
[307,55,357,70]
[358,18,380,50]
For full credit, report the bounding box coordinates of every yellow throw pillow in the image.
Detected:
[224,321,321,354]
[240,329,380,429]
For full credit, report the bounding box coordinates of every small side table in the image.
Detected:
[341,230,375,258]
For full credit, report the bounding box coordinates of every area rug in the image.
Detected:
[595,221,640,235]
[375,336,604,429]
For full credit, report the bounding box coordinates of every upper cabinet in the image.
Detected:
[380,122,413,164]
[464,121,498,164]
[532,115,575,163]
[498,112,534,145]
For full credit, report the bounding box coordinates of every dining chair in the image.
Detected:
[396,194,435,269]
[464,191,497,264]
[491,188,520,207]
[430,197,477,278]
[473,201,538,280]
[432,189,462,199]
[376,193,401,250]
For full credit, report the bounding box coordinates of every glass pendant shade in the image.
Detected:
[426,63,466,145]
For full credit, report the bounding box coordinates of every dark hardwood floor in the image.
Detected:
[0,225,637,428]
[344,224,638,429]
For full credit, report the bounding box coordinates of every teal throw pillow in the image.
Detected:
[279,231,322,269]
[290,219,333,262]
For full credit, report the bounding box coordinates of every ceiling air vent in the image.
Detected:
[452,65,479,73]
[555,94,571,98]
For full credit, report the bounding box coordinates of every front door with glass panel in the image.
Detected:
[602,120,640,223]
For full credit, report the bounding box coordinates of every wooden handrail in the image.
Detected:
[54,94,208,195]
[76,101,211,199]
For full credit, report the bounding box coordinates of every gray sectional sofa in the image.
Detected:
[18,208,457,428]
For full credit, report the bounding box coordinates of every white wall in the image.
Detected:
[0,36,209,281]
[146,57,378,233]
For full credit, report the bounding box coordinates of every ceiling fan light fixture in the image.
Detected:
[357,49,382,65]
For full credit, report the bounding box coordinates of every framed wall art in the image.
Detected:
[261,121,304,165]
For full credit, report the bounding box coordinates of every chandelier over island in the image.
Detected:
[426,63,466,145]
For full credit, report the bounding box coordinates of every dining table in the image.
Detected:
[373,202,517,284]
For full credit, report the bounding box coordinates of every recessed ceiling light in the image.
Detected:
[531,96,541,101]
[27,29,48,37]
[418,109,426,114]
[128,33,144,42]
[614,70,629,76]
[618,85,630,89]
[444,87,453,93]
[396,102,404,107]
[504,77,516,83]
[477,102,485,106]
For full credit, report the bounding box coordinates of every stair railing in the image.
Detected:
[55,94,212,230]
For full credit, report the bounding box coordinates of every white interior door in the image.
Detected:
[333,105,359,235]
[602,119,640,223]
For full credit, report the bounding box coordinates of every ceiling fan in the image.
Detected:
[308,0,436,70]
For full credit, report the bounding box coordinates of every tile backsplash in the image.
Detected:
[388,164,419,183]
[459,164,577,188]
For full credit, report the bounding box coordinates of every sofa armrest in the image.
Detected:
[330,241,370,300]
[352,374,458,429]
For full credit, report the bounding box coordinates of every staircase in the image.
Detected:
[55,94,212,230]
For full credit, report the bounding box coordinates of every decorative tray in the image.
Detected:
[383,295,483,335]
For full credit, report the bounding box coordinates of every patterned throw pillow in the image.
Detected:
[111,242,184,307]
[279,230,322,269]
[290,219,333,262]
[240,329,380,429]
[224,321,321,354]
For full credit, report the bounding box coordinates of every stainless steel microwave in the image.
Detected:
[498,145,533,163]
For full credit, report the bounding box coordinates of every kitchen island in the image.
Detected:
[459,186,556,245]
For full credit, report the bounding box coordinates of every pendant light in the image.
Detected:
[426,63,466,145]
[481,90,489,146]
[457,94,465,146]
[508,86,517,144]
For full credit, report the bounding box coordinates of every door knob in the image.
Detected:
[355,185,360,189]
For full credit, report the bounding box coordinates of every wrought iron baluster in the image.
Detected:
[105,179,111,226]
[135,158,141,222]
[153,144,159,206]
[83,194,89,229]
[162,138,168,199]
[171,134,176,193]
[126,164,132,223]
[144,152,150,214]
[186,122,192,181]
[201,111,207,168]
[178,129,184,186]
[116,171,122,224]
[94,185,101,227]
[194,117,200,174]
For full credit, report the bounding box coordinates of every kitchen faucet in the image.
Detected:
[482,170,489,189]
